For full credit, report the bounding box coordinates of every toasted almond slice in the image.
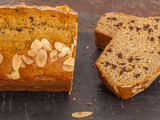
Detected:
[36,49,47,67]
[12,54,21,71]
[28,48,37,57]
[0,53,3,64]
[65,51,72,60]
[63,57,75,66]
[22,55,34,65]
[11,71,20,80]
[54,42,65,51]
[41,38,53,51]
[73,35,77,46]
[72,112,93,118]
[31,39,42,50]
[20,60,26,68]
[62,64,74,72]
[49,50,57,62]
[59,47,70,57]
[71,43,74,52]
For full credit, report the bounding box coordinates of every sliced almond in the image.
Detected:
[132,87,138,93]
[59,47,70,57]
[22,55,34,65]
[0,53,3,64]
[12,54,21,71]
[63,57,75,66]
[20,60,26,68]
[36,49,47,67]
[114,86,119,93]
[28,48,37,57]
[62,64,74,72]
[49,50,57,62]
[41,38,53,51]
[71,43,74,52]
[31,39,42,50]
[65,51,72,60]
[11,71,20,80]
[54,42,65,51]
[73,35,77,46]
[72,112,93,118]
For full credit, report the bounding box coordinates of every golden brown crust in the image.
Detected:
[0,4,78,92]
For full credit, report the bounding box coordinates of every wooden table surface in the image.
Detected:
[0,0,160,120]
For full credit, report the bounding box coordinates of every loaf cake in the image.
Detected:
[96,17,160,99]
[0,3,78,93]
[95,13,137,50]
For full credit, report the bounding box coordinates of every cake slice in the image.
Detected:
[95,13,137,50]
[96,17,160,99]
[0,3,78,93]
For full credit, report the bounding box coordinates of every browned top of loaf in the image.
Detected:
[95,13,137,38]
[0,4,78,82]
[96,17,160,87]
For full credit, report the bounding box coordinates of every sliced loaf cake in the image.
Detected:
[96,17,160,99]
[95,13,137,50]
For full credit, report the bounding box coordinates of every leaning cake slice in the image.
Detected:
[96,17,160,99]
[0,3,78,93]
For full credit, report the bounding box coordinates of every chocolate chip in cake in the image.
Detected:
[148,28,153,34]
[16,29,23,32]
[106,61,110,67]
[130,20,135,23]
[112,64,117,69]
[120,70,123,75]
[119,63,126,65]
[114,24,120,28]
[158,51,160,55]
[155,18,160,22]
[107,48,112,53]
[135,57,141,61]
[51,15,55,17]
[15,9,19,12]
[128,57,133,63]
[143,24,150,30]
[112,17,117,21]
[107,18,111,20]
[129,26,134,30]
[154,25,158,30]
[158,36,160,40]
[30,17,33,22]
[136,27,141,32]
[143,67,149,70]
[150,37,155,41]
[117,53,123,59]
[135,74,140,78]
[119,23,123,26]
[2,32,5,34]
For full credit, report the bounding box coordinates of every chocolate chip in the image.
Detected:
[135,74,140,78]
[119,63,126,65]
[158,36,160,40]
[16,29,23,32]
[117,53,123,59]
[128,57,133,63]
[155,18,160,22]
[15,9,19,12]
[2,32,5,34]
[106,62,110,67]
[158,51,160,55]
[143,67,148,70]
[30,17,33,22]
[130,20,135,23]
[143,24,150,30]
[129,26,134,30]
[114,24,120,28]
[51,15,55,17]
[148,28,153,34]
[154,25,158,29]
[107,48,112,53]
[150,37,155,41]
[135,58,141,61]
[120,71,123,75]
[112,17,117,21]
[136,27,141,32]
[119,23,123,26]
[112,64,117,69]
[107,18,111,20]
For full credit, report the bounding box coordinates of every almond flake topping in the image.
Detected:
[36,49,47,67]
[0,53,3,64]
[62,64,74,72]
[22,55,34,65]
[54,42,65,51]
[41,38,53,51]
[49,50,57,62]
[31,39,42,50]
[12,54,21,71]
[63,57,75,66]
[28,48,37,57]
[59,47,70,57]
[11,71,20,80]
[72,112,93,118]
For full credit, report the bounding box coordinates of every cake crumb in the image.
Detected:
[72,97,76,101]
[91,60,93,63]
[53,100,55,103]
[136,110,138,112]
[93,50,96,53]
[89,54,92,57]
[92,64,95,67]
[94,99,96,102]
[87,103,93,106]
[91,117,92,119]
[112,113,115,115]
[99,88,101,91]
[86,46,89,49]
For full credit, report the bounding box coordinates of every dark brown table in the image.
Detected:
[0,0,160,120]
